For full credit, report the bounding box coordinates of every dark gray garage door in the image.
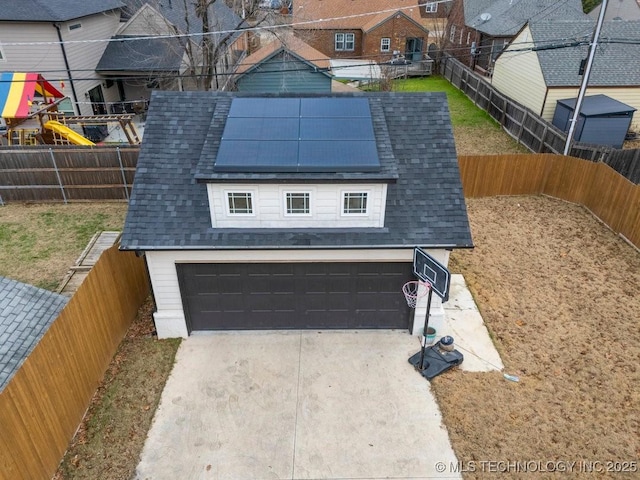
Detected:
[177,262,412,331]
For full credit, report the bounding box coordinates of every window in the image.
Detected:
[335,33,355,51]
[68,22,82,31]
[459,29,464,44]
[380,37,391,52]
[449,25,456,43]
[425,2,437,13]
[467,32,471,45]
[0,44,5,62]
[343,192,368,215]
[227,192,253,214]
[285,192,310,214]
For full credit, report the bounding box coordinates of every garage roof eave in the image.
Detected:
[119,243,474,251]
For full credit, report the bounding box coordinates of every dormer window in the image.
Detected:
[285,192,310,215]
[343,192,368,215]
[335,33,355,51]
[227,191,253,214]
[425,2,437,13]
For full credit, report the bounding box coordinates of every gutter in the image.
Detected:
[53,22,80,114]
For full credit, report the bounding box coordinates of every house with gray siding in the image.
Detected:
[492,19,640,131]
[0,0,124,116]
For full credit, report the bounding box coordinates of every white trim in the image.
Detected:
[335,32,355,51]
[425,2,438,13]
[340,190,369,216]
[283,190,312,216]
[225,190,256,216]
[380,37,391,52]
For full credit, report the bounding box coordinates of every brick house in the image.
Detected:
[293,0,430,62]
[445,0,587,74]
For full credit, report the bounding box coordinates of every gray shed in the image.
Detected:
[552,94,636,148]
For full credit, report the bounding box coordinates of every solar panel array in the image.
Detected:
[214,98,381,172]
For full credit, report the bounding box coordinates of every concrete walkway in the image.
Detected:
[136,274,502,480]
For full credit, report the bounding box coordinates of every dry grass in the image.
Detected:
[0,203,128,290]
[435,196,640,478]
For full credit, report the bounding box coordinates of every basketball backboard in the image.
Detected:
[413,247,451,302]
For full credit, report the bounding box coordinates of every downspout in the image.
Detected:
[53,23,80,114]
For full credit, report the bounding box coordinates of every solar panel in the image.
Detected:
[222,118,299,140]
[300,118,375,140]
[228,97,299,117]
[301,97,371,117]
[215,97,380,172]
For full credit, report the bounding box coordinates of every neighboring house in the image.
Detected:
[97,0,249,109]
[445,0,588,73]
[589,0,640,20]
[0,0,123,116]
[0,277,68,392]
[233,35,332,93]
[293,0,431,62]
[492,19,640,131]
[120,91,473,339]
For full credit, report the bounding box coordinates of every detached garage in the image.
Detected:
[121,91,473,338]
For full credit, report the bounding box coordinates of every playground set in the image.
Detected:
[0,72,140,146]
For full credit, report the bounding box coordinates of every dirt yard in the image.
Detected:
[434,196,640,478]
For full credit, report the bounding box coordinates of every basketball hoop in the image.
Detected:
[402,280,430,308]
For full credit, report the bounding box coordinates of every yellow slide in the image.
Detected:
[44,120,95,146]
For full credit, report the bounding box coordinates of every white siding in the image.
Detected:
[491,26,547,116]
[207,183,387,228]
[118,4,174,36]
[60,11,122,115]
[544,87,640,131]
[147,248,427,338]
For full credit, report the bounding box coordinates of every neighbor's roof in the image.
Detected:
[463,0,587,37]
[96,36,185,73]
[120,91,473,250]
[0,0,123,22]
[0,277,68,392]
[556,94,636,116]
[234,35,331,77]
[294,0,427,30]
[589,0,640,21]
[529,19,640,86]
[119,0,244,38]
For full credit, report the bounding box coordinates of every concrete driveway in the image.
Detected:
[136,331,462,480]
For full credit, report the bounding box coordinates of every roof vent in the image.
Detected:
[479,12,491,22]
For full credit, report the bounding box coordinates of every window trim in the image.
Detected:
[341,191,369,216]
[335,32,355,51]
[449,25,456,43]
[424,2,438,13]
[284,191,311,216]
[226,191,255,215]
[380,37,391,52]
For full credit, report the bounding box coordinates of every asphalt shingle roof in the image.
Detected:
[531,19,640,86]
[120,91,473,251]
[0,277,68,392]
[0,0,123,22]
[96,36,185,73]
[464,0,587,37]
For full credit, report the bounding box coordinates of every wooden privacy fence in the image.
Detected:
[440,55,640,184]
[0,146,139,202]
[0,245,149,480]
[459,154,640,249]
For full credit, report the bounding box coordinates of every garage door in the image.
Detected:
[177,262,412,331]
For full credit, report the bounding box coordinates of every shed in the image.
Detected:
[552,94,636,148]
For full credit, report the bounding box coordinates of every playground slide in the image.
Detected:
[44,120,95,146]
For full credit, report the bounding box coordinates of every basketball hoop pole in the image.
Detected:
[418,287,434,371]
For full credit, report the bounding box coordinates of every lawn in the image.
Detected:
[391,76,527,155]
[0,203,128,290]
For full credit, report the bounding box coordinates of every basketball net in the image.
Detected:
[402,280,430,308]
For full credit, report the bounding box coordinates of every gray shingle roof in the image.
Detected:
[531,19,640,86]
[0,0,123,22]
[0,277,68,392]
[557,94,636,115]
[96,36,185,73]
[120,91,473,251]
[465,0,587,37]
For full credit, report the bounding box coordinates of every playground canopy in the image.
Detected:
[0,72,65,118]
